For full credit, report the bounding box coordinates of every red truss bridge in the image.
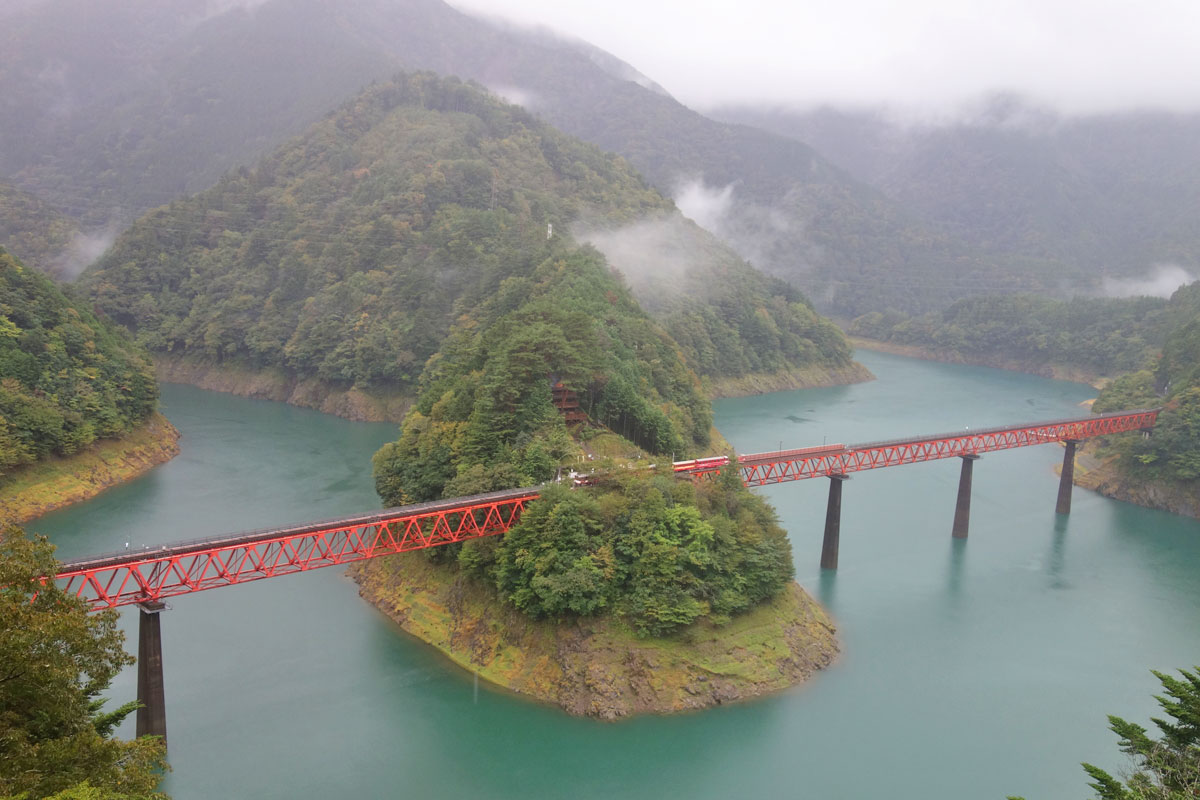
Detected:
[57,488,540,612]
[57,408,1157,612]
[672,408,1160,485]
[48,407,1157,743]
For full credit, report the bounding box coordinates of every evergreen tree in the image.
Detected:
[1010,666,1200,800]
[0,527,168,799]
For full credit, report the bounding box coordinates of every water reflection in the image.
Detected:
[1047,516,1070,589]
[816,569,838,608]
[946,537,968,600]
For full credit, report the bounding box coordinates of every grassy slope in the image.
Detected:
[353,552,838,719]
[0,412,179,525]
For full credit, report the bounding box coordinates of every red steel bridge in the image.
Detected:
[57,408,1158,610]
[49,407,1157,742]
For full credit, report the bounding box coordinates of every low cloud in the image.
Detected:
[489,85,539,110]
[199,0,270,20]
[1102,264,1196,299]
[52,228,119,279]
[674,179,734,232]
[672,177,801,276]
[575,211,709,308]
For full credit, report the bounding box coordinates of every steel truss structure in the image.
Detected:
[55,409,1157,610]
[57,488,539,610]
[729,408,1159,487]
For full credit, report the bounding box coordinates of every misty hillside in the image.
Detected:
[2,0,1025,316]
[0,246,158,479]
[81,73,855,394]
[0,181,79,276]
[717,99,1200,293]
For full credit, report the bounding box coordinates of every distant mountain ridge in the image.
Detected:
[0,0,1023,315]
[715,99,1200,296]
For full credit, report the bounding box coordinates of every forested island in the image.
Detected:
[359,243,838,714]
[0,248,178,524]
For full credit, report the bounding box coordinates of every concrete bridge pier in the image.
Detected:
[821,474,850,570]
[952,454,981,539]
[1055,439,1080,515]
[136,601,168,746]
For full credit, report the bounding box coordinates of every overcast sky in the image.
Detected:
[450,0,1200,115]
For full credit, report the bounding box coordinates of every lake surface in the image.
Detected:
[29,350,1200,799]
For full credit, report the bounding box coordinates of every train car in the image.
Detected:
[672,455,731,473]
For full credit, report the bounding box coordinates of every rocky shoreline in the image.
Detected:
[1,413,181,525]
[848,337,1107,388]
[352,553,839,719]
[1072,450,1200,519]
[154,354,413,422]
[706,361,875,398]
[154,354,873,423]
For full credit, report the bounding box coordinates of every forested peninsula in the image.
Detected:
[0,248,177,524]
[358,244,838,713]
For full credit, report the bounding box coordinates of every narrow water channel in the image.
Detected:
[28,351,1200,799]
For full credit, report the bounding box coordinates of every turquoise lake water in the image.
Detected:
[29,350,1200,799]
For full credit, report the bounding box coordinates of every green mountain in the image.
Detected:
[0,248,158,479]
[2,0,1005,315]
[81,73,854,397]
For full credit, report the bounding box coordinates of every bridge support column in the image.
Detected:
[136,601,167,746]
[1056,440,1079,515]
[821,474,849,570]
[952,454,980,539]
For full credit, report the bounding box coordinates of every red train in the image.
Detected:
[671,455,731,473]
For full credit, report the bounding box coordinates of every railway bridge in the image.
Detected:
[52,408,1159,744]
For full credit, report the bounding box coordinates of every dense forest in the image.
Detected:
[467,472,793,637]
[372,245,793,636]
[0,248,158,479]
[82,72,853,393]
[849,293,1171,378]
[0,182,78,277]
[1092,283,1200,483]
[372,246,711,504]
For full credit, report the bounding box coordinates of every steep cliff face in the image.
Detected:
[352,553,838,719]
